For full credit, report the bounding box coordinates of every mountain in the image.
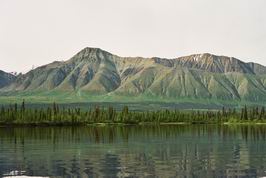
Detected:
[0,70,16,89]
[1,47,266,106]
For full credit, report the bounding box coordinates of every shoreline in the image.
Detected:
[1,122,266,127]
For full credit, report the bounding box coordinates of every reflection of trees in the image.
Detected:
[0,125,266,177]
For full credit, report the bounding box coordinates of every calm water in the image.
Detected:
[0,125,266,178]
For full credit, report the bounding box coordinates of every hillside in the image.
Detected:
[1,47,266,106]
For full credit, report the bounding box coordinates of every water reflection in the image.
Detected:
[0,125,266,177]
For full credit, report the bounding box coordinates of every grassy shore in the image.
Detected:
[1,122,266,127]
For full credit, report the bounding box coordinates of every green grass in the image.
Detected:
[0,90,264,111]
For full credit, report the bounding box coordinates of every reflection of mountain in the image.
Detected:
[0,126,266,177]
[2,48,266,106]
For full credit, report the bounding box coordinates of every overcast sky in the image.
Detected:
[1,0,266,73]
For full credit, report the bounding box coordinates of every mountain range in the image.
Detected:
[1,47,266,107]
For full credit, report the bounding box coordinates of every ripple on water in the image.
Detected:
[1,125,266,177]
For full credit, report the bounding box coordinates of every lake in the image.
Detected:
[0,125,266,178]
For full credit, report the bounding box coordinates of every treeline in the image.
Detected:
[0,101,266,125]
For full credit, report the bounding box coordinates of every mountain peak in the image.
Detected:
[82,47,102,52]
[78,47,111,55]
[174,53,256,74]
[67,47,113,63]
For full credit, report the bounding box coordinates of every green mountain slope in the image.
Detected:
[1,47,266,106]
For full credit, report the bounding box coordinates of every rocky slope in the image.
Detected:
[1,47,266,103]
[0,70,16,89]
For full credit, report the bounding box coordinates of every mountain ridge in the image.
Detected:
[1,47,266,105]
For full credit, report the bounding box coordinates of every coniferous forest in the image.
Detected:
[0,101,266,126]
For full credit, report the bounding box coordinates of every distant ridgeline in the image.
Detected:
[1,47,266,107]
[0,101,266,125]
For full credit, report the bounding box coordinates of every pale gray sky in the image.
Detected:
[1,0,266,73]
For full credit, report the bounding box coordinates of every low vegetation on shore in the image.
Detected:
[0,101,266,126]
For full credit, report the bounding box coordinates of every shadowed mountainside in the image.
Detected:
[0,70,16,89]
